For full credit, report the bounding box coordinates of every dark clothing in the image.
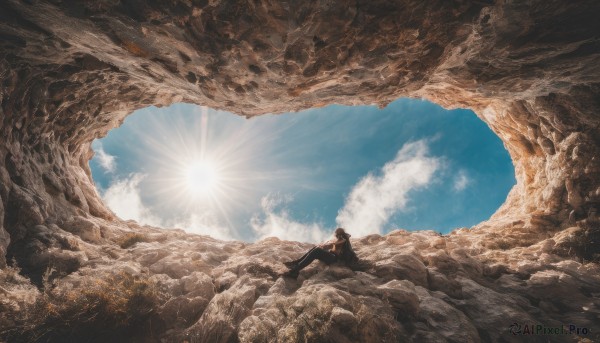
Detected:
[292,247,337,272]
[290,246,317,264]
[338,237,359,264]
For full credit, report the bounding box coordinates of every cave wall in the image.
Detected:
[1,0,599,268]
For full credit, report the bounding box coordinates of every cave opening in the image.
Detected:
[89,98,515,242]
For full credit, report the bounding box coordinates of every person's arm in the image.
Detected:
[319,240,334,249]
[321,237,346,250]
[333,237,346,247]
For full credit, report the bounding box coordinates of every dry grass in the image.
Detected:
[0,271,167,343]
[118,232,150,249]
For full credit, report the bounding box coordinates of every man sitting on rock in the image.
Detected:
[282,228,358,279]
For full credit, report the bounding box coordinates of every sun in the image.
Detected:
[185,160,221,197]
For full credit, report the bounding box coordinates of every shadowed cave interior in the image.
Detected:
[0,0,599,342]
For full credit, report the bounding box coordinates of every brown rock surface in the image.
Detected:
[0,0,599,341]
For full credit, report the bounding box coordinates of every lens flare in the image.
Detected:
[92,104,304,239]
[185,160,220,196]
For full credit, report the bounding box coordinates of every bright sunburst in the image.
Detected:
[184,160,221,197]
[128,105,270,238]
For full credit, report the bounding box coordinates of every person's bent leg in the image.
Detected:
[314,249,337,265]
[284,246,317,268]
[292,246,318,264]
[294,248,336,271]
[283,248,337,279]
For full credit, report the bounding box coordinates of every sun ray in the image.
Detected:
[118,106,282,238]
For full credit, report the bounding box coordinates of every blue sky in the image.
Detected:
[90,98,515,242]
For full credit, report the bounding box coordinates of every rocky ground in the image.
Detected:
[1,216,598,342]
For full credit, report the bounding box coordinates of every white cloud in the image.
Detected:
[102,173,162,226]
[93,142,116,173]
[251,193,330,243]
[170,213,236,241]
[453,170,470,191]
[336,140,440,236]
[102,173,237,240]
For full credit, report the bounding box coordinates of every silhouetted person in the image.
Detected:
[282,228,357,279]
